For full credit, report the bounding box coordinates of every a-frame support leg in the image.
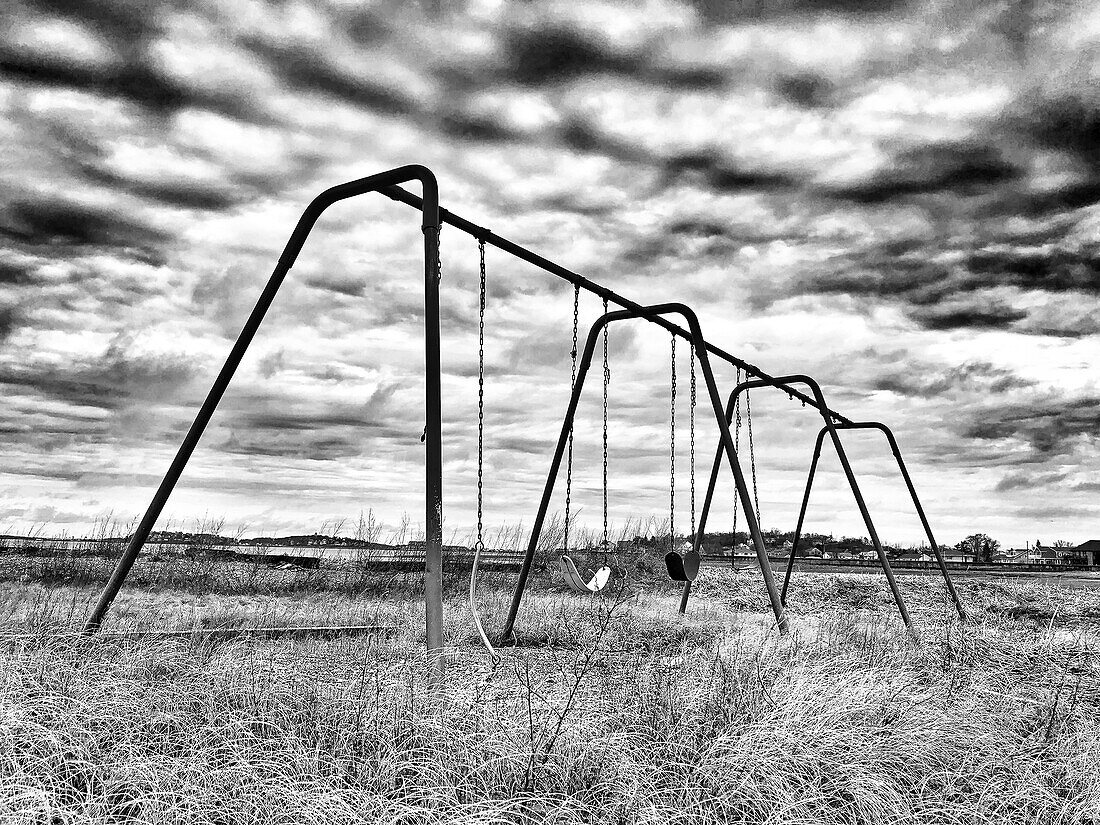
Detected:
[499,303,789,642]
[789,423,966,622]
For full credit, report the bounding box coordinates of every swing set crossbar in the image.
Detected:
[378,185,852,426]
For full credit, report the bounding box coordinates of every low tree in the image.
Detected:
[956,533,1000,563]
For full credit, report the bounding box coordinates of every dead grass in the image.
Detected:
[0,566,1098,823]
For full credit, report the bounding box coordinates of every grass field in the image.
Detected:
[1,552,1098,824]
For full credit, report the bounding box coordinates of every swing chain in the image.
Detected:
[564,284,580,552]
[435,223,443,283]
[733,366,742,540]
[689,346,696,542]
[602,297,609,552]
[475,239,486,550]
[669,335,676,552]
[746,389,761,529]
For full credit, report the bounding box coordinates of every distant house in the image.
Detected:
[996,548,1030,564]
[1074,540,1100,566]
[1037,547,1063,566]
[940,548,975,563]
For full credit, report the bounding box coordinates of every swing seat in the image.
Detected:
[559,556,612,594]
[664,548,701,582]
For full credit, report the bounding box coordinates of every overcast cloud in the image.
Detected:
[1,0,1099,548]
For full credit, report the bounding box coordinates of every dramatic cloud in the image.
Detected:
[2,0,1099,547]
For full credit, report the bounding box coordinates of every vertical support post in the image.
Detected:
[422,223,445,684]
[81,166,440,639]
[783,430,825,605]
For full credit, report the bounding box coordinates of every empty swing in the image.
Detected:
[668,365,761,613]
[665,336,701,583]
[558,289,612,595]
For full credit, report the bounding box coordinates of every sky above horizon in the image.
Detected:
[1,0,1099,549]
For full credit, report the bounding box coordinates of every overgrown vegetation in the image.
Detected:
[1,560,1098,823]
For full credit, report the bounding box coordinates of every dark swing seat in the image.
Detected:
[664,548,700,582]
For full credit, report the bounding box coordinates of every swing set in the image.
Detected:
[81,165,963,684]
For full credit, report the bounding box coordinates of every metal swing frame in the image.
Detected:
[782,421,967,621]
[498,303,791,642]
[82,163,938,685]
[682,376,964,629]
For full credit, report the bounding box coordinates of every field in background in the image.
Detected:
[1,551,1099,824]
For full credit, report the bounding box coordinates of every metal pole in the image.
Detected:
[730,377,913,631]
[783,431,825,605]
[683,309,787,634]
[500,304,789,640]
[83,166,441,636]
[422,222,445,683]
[828,423,967,622]
[377,185,852,426]
[498,311,602,643]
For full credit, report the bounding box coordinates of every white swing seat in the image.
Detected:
[559,556,612,594]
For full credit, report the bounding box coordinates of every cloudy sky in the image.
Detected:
[1,0,1098,549]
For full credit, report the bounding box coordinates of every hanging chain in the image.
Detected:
[475,240,486,550]
[733,366,742,540]
[669,335,676,552]
[689,348,696,542]
[435,223,443,283]
[602,297,609,552]
[564,284,580,552]
[746,389,761,529]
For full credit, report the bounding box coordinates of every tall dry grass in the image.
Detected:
[0,568,1098,823]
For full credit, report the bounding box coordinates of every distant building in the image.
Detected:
[996,548,1030,564]
[1074,540,1100,566]
[940,547,975,563]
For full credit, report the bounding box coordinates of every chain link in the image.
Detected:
[669,334,676,552]
[733,366,742,540]
[746,389,761,530]
[435,224,443,283]
[602,297,609,553]
[564,284,580,552]
[689,348,696,542]
[475,240,486,550]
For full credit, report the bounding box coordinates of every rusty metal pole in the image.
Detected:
[708,380,915,633]
[880,426,966,622]
[500,304,790,640]
[498,311,602,643]
[783,430,826,605]
[83,166,441,641]
[422,221,445,685]
[826,423,966,623]
[684,313,788,635]
[730,377,913,631]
